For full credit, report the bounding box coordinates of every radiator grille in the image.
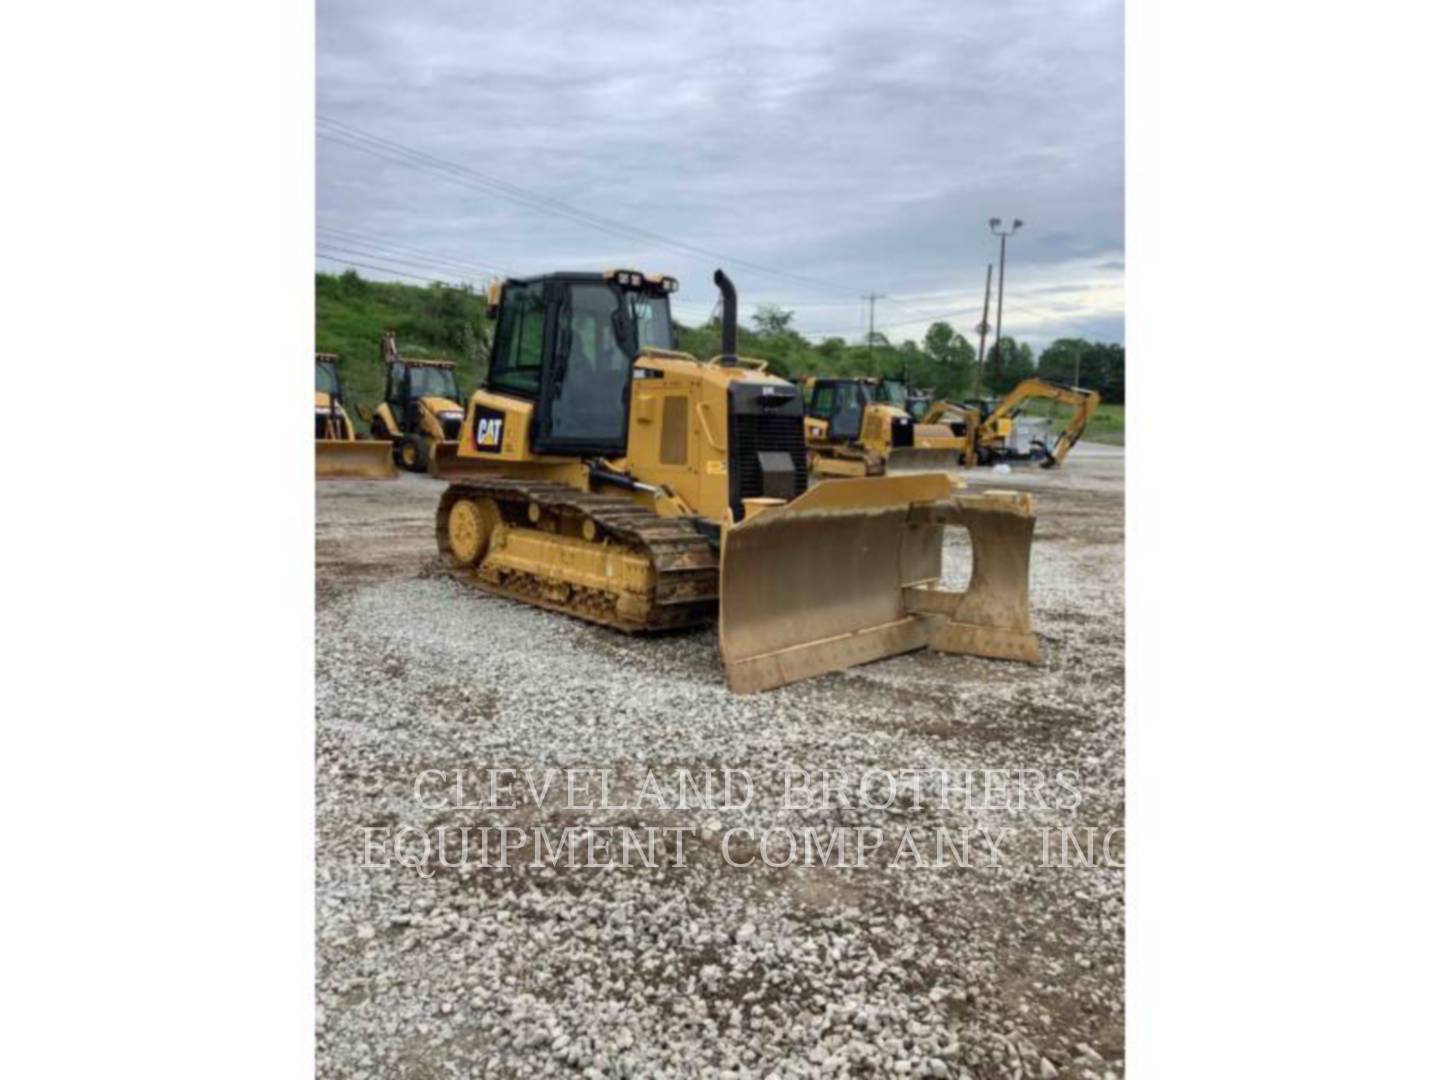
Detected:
[730,413,808,502]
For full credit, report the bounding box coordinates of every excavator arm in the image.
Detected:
[982,378,1100,469]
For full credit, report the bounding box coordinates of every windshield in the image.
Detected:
[878,380,907,404]
[409,366,459,401]
[627,292,675,351]
[315,361,340,398]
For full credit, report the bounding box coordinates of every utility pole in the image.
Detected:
[863,292,883,375]
[975,263,993,397]
[988,217,1023,395]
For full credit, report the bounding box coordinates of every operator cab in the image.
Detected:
[485,270,678,457]
[874,379,909,407]
[806,378,870,442]
[385,361,459,405]
[385,359,461,435]
[315,356,343,401]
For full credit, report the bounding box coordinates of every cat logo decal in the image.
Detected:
[472,407,506,452]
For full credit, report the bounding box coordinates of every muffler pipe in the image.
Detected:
[714,269,738,365]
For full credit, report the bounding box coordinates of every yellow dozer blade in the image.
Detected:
[315,439,398,480]
[886,423,968,473]
[719,474,1040,693]
[885,447,962,473]
[429,441,498,480]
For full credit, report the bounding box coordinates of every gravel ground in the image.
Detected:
[316,445,1125,1079]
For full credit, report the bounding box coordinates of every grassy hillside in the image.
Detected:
[315,270,491,414]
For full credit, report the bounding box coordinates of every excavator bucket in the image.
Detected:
[719,475,1040,693]
[315,439,398,480]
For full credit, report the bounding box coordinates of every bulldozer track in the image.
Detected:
[436,478,719,634]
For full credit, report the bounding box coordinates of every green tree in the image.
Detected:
[920,321,977,398]
[752,304,796,336]
[816,337,846,364]
[982,337,1035,396]
[1037,338,1125,403]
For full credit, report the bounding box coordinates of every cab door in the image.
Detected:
[828,381,865,442]
[533,280,634,457]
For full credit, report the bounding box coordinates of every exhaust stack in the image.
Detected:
[714,269,738,365]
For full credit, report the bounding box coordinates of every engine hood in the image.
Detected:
[420,395,464,415]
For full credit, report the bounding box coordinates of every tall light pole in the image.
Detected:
[863,292,884,375]
[975,264,993,397]
[988,217,1023,393]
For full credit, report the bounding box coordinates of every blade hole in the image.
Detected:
[941,523,975,593]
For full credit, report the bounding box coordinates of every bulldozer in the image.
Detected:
[802,376,971,477]
[315,353,397,479]
[871,377,936,423]
[921,378,1100,469]
[358,332,467,473]
[430,268,1041,693]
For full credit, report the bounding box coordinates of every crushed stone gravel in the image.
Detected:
[317,446,1125,1079]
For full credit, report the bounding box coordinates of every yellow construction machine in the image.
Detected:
[359,332,467,473]
[802,376,971,477]
[921,378,1100,469]
[315,353,397,479]
[430,269,1041,693]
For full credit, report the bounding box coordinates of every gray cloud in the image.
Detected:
[318,0,1123,350]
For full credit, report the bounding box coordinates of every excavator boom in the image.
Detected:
[984,378,1100,468]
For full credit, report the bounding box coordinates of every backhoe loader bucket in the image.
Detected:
[315,439,398,480]
[719,475,1040,693]
[429,441,498,481]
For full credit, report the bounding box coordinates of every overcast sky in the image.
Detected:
[317,0,1123,350]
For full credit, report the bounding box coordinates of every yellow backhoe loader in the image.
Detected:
[921,378,1100,469]
[430,269,1041,693]
[315,353,397,479]
[803,377,970,477]
[358,333,467,473]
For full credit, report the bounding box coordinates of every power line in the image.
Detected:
[317,115,869,298]
[317,225,512,278]
[316,243,488,284]
[315,251,469,288]
[805,301,984,339]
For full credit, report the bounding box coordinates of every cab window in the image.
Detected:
[386,361,406,404]
[488,282,547,396]
[547,283,631,447]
